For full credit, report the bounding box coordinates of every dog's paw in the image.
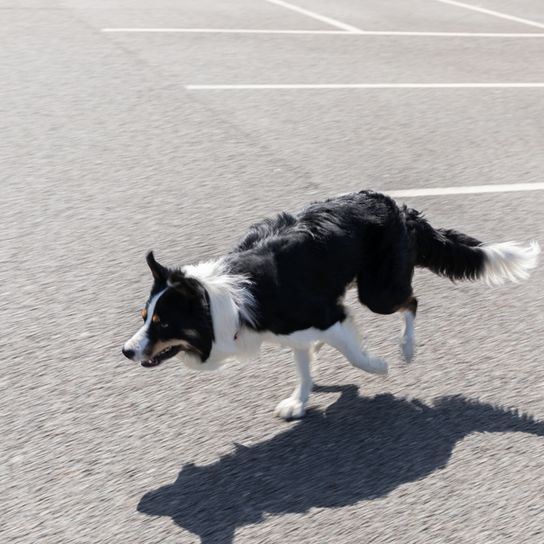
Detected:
[353,355,388,375]
[367,356,389,375]
[274,398,306,420]
[400,336,415,364]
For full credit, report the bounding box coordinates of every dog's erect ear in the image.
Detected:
[146,251,169,282]
[167,271,202,299]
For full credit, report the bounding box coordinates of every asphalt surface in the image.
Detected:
[2,1,544,543]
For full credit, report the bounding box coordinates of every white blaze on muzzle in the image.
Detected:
[123,288,167,360]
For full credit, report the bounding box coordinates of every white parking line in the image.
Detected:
[263,0,362,33]
[433,0,544,30]
[385,182,544,198]
[102,28,349,34]
[101,28,544,38]
[356,30,544,37]
[186,83,544,90]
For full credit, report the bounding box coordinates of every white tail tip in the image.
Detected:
[480,240,540,286]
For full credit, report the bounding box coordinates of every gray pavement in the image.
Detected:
[1,1,544,543]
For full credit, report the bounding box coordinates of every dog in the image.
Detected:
[122,190,540,419]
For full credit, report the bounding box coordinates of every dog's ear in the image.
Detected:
[146,251,169,282]
[167,271,202,299]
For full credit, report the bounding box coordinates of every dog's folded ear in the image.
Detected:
[146,251,169,282]
[167,271,202,299]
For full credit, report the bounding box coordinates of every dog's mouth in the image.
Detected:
[141,345,182,368]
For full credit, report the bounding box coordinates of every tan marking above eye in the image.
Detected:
[141,308,147,320]
[152,314,161,324]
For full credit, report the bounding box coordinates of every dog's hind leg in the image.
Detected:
[274,348,313,420]
[323,317,388,375]
[400,296,418,363]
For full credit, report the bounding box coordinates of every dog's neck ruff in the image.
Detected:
[182,259,259,368]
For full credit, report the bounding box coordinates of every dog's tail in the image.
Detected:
[404,208,540,285]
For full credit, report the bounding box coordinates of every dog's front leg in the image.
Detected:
[323,318,388,375]
[274,348,313,420]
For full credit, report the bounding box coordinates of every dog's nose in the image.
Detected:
[122,347,135,360]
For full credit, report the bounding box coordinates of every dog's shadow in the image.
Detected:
[138,385,544,543]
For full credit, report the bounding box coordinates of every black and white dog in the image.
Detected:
[122,191,540,419]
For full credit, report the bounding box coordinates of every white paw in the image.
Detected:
[401,336,415,363]
[274,398,306,420]
[353,356,389,375]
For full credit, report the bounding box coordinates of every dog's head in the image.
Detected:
[122,252,214,368]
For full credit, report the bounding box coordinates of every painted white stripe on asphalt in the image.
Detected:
[186,83,544,90]
[354,30,544,37]
[100,28,544,37]
[102,28,351,34]
[385,183,544,198]
[263,0,362,33]
[433,0,544,30]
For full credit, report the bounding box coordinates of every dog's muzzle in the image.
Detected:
[122,342,182,368]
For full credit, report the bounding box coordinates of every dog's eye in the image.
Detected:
[159,322,169,329]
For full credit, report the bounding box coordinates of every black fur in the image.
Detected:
[404,208,484,281]
[226,190,484,336]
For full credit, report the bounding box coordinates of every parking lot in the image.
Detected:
[2,1,544,543]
